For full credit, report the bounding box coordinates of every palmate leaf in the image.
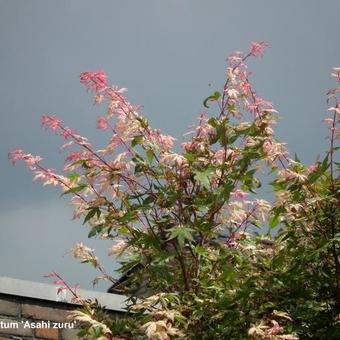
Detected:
[67,172,81,182]
[194,169,214,189]
[168,226,195,248]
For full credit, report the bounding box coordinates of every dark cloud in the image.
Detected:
[1,0,339,290]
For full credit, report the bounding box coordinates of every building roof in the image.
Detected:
[0,276,127,312]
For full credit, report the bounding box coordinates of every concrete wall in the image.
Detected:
[0,277,126,340]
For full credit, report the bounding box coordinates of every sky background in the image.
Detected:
[1,0,340,291]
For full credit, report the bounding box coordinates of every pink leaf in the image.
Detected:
[53,279,65,285]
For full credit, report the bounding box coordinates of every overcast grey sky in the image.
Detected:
[1,0,340,291]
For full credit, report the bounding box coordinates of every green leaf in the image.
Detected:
[203,91,221,108]
[221,265,236,281]
[118,226,130,235]
[294,153,301,163]
[134,163,144,174]
[61,183,87,196]
[143,195,154,206]
[146,149,154,163]
[168,226,195,248]
[308,155,329,183]
[268,167,278,175]
[320,155,329,172]
[68,159,91,169]
[131,135,144,147]
[88,224,104,238]
[227,103,236,113]
[194,169,214,189]
[194,245,207,256]
[67,173,81,182]
[83,207,101,225]
[136,116,149,129]
[269,214,280,229]
[183,152,196,162]
[207,117,218,128]
[271,180,286,191]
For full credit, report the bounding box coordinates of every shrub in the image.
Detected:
[10,42,339,339]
